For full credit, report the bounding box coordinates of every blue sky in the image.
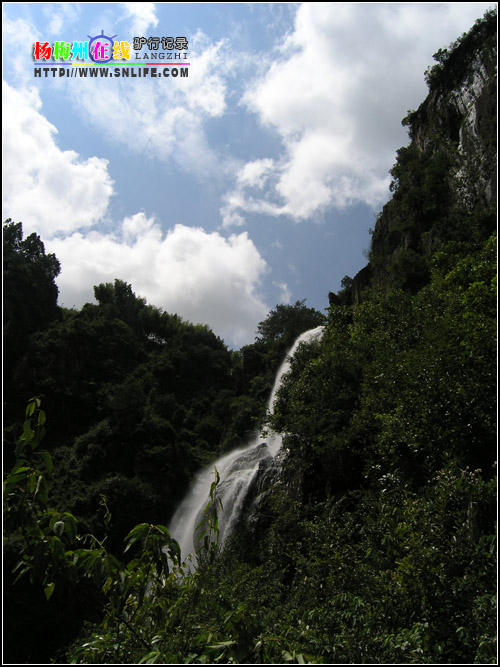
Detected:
[2,2,494,347]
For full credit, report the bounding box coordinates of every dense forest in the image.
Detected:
[3,11,497,664]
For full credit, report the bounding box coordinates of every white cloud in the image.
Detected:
[2,82,114,238]
[2,16,39,86]
[121,2,158,36]
[61,32,229,180]
[43,3,80,35]
[237,158,275,189]
[273,281,291,304]
[2,12,230,183]
[47,218,269,347]
[224,2,494,225]
[1,19,266,346]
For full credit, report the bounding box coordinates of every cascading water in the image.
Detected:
[168,325,324,565]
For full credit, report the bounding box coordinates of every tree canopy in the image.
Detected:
[255,299,326,346]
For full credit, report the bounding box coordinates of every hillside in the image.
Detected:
[3,10,497,664]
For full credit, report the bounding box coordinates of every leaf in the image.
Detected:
[73,548,101,574]
[167,540,181,566]
[15,439,27,460]
[22,420,35,441]
[51,536,65,560]
[184,653,199,663]
[102,576,113,594]
[44,582,55,601]
[28,472,37,493]
[10,460,29,475]
[3,470,29,493]
[34,475,48,504]
[207,641,236,649]
[139,651,161,664]
[53,521,65,537]
[124,523,150,552]
[63,513,78,543]
[104,552,121,574]
[26,400,36,418]
[126,558,141,571]
[42,451,53,474]
[13,565,31,585]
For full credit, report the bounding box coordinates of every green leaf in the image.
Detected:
[50,536,65,559]
[139,651,162,664]
[44,582,55,601]
[42,451,53,474]
[26,400,36,418]
[15,439,27,460]
[10,460,29,475]
[3,470,29,492]
[104,552,121,574]
[13,565,31,585]
[73,548,102,574]
[102,576,113,594]
[124,523,150,552]
[207,641,236,649]
[28,472,37,493]
[34,475,48,504]
[63,513,78,543]
[22,420,35,441]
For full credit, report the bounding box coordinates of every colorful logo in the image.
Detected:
[33,31,189,64]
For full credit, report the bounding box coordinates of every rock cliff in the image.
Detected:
[349,10,496,300]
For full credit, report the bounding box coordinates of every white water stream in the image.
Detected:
[168,326,324,565]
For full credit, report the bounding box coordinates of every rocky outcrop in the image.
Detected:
[409,31,497,213]
[350,11,496,298]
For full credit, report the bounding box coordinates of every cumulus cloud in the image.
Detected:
[224,2,494,225]
[237,158,275,189]
[2,18,266,346]
[273,281,292,304]
[60,31,229,180]
[121,2,158,36]
[3,16,40,86]
[47,217,269,347]
[3,9,230,181]
[2,82,114,238]
[43,3,80,35]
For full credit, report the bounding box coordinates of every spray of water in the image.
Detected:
[168,326,324,564]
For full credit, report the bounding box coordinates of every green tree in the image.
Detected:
[3,220,63,453]
[3,220,61,340]
[255,299,326,348]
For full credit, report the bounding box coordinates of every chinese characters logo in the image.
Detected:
[33,30,189,63]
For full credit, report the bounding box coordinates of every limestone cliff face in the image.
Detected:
[352,11,497,299]
[410,32,496,213]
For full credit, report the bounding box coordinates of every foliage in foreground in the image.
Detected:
[3,234,497,663]
[4,391,496,664]
[3,399,243,664]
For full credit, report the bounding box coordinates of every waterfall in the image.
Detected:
[168,325,324,565]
